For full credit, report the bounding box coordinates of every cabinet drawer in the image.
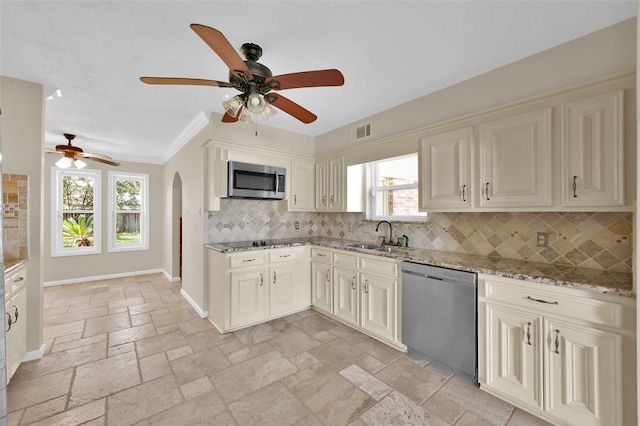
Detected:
[5,267,26,295]
[360,256,398,277]
[269,248,300,263]
[311,248,332,263]
[228,252,268,269]
[483,277,622,327]
[333,251,358,268]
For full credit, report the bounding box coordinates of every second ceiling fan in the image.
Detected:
[140,24,345,124]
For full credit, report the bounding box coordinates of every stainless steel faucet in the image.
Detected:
[375,220,394,245]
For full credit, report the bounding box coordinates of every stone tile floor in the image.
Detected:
[7,273,551,425]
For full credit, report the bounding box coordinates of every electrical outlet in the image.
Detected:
[536,232,548,247]
[294,221,300,230]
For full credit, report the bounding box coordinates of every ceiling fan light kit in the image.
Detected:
[140,24,344,125]
[49,133,121,168]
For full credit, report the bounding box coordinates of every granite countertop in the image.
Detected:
[206,238,634,298]
[4,257,28,275]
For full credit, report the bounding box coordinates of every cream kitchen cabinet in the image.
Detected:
[288,157,316,211]
[311,248,333,314]
[561,90,625,208]
[479,274,636,426]
[208,246,311,332]
[419,127,473,210]
[478,108,552,208]
[316,156,345,211]
[5,264,27,383]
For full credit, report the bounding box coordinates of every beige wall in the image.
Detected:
[42,155,164,283]
[316,18,637,155]
[1,76,45,354]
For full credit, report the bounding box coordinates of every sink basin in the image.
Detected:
[343,243,382,250]
[371,246,407,253]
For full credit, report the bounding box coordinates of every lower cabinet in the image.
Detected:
[208,246,311,332]
[312,247,402,349]
[479,274,636,426]
[5,265,27,383]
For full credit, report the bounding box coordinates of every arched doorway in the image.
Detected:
[172,172,183,281]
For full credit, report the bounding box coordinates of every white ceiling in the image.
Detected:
[1,1,636,164]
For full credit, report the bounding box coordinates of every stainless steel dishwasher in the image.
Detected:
[401,262,478,385]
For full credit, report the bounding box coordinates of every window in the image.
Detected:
[51,168,101,257]
[108,172,149,252]
[370,153,427,220]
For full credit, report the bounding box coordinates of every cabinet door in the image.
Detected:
[5,296,14,384]
[484,303,542,409]
[328,157,345,210]
[333,267,358,326]
[479,108,552,207]
[8,288,26,380]
[230,268,268,327]
[419,127,472,210]
[315,160,329,210]
[289,158,316,211]
[269,263,297,317]
[561,91,625,207]
[360,272,396,342]
[311,261,332,314]
[544,317,622,426]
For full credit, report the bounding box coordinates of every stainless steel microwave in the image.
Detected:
[227,161,286,200]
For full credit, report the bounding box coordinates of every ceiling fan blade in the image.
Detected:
[140,77,232,88]
[190,24,253,80]
[269,69,344,90]
[265,94,317,124]
[222,107,241,123]
[79,154,121,167]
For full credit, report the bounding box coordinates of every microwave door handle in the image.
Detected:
[275,174,280,193]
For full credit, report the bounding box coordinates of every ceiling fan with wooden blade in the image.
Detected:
[140,24,344,124]
[47,133,121,168]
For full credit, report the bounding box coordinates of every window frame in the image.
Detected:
[51,168,102,257]
[369,153,427,221]
[107,171,149,253]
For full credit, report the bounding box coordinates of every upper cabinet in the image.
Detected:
[419,127,473,210]
[316,156,346,211]
[478,108,552,208]
[561,91,625,208]
[288,157,316,211]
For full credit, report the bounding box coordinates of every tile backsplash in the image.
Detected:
[3,174,29,262]
[206,199,632,273]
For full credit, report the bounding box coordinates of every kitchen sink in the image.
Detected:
[371,246,407,253]
[343,243,382,250]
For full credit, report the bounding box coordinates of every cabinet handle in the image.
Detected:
[364,279,369,293]
[12,306,18,324]
[273,271,277,284]
[259,273,263,286]
[13,276,24,283]
[279,254,291,258]
[293,194,297,205]
[330,194,336,206]
[6,313,12,332]
[572,176,578,198]
[326,270,330,282]
[461,184,466,202]
[525,322,532,346]
[553,330,561,354]
[351,276,356,290]
[526,296,558,305]
[242,258,256,263]
[484,182,490,201]
[317,253,327,257]
[322,195,327,206]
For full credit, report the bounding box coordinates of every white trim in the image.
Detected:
[161,270,181,283]
[43,268,168,287]
[107,172,149,253]
[162,111,209,163]
[180,288,207,318]
[22,344,46,362]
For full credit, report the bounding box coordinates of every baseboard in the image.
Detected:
[44,269,172,287]
[180,288,207,318]
[22,343,46,362]
[162,270,182,283]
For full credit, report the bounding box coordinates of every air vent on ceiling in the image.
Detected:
[352,122,372,142]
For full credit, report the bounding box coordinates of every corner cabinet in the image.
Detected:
[419,127,473,210]
[478,274,636,426]
[207,246,311,332]
[316,156,345,211]
[561,90,625,208]
[5,265,27,383]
